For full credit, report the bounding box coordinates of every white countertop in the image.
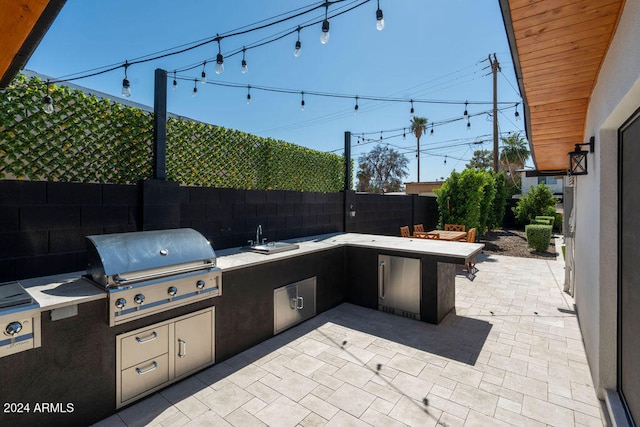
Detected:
[16,232,483,310]
[216,232,484,271]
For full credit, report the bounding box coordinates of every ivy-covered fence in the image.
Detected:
[0,74,345,192]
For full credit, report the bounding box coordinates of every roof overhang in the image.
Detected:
[499,0,625,173]
[0,0,66,89]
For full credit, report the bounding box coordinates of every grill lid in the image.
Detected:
[86,228,216,287]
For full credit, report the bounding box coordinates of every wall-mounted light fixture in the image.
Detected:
[568,136,595,176]
[349,204,356,217]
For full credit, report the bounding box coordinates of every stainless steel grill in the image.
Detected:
[86,228,222,326]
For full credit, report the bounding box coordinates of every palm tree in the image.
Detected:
[499,132,530,182]
[410,116,428,182]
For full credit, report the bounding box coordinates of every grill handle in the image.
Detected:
[113,261,216,284]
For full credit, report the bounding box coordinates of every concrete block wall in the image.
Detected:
[0,180,438,282]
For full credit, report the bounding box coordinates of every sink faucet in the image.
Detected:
[255,225,263,246]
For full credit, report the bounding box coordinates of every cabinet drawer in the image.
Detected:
[121,353,169,403]
[120,324,169,369]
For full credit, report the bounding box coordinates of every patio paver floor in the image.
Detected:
[95,251,606,426]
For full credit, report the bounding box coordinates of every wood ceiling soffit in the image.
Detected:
[0,0,49,66]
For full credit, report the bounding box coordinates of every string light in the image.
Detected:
[300,91,305,111]
[42,82,54,114]
[121,61,131,97]
[172,71,177,91]
[463,100,468,117]
[403,128,406,139]
[354,96,359,115]
[430,123,434,136]
[294,26,302,57]
[41,0,377,92]
[380,131,383,141]
[192,79,198,97]
[410,99,414,117]
[376,0,384,31]
[215,35,224,74]
[241,47,248,74]
[466,116,471,132]
[515,102,520,121]
[444,155,447,165]
[200,61,207,83]
[320,3,330,44]
[247,85,251,104]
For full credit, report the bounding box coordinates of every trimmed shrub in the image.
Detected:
[525,224,553,252]
[535,215,555,227]
[531,218,551,225]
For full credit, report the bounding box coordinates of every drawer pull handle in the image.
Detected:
[297,296,304,310]
[135,331,158,343]
[136,361,158,375]
[178,339,186,358]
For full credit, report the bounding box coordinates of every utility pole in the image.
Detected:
[489,53,500,172]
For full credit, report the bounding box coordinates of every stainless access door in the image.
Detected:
[378,255,420,319]
[274,277,316,334]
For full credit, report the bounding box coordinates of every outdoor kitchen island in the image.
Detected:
[0,232,482,426]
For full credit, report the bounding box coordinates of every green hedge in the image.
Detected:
[531,218,551,225]
[535,215,555,227]
[525,224,553,252]
[435,168,507,235]
[0,74,345,192]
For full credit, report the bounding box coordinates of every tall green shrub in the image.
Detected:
[436,168,502,234]
[513,183,557,225]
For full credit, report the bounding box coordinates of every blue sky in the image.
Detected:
[26,0,525,184]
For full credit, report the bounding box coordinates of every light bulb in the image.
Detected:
[241,59,248,74]
[192,85,198,98]
[122,78,131,97]
[43,95,54,114]
[467,121,471,132]
[515,110,521,121]
[320,20,330,44]
[247,93,251,104]
[376,8,384,31]
[172,79,177,91]
[301,100,305,111]
[201,70,207,84]
[294,40,302,57]
[215,53,224,74]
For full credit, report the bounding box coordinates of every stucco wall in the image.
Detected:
[577,0,640,399]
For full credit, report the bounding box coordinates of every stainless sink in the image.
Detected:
[245,241,299,254]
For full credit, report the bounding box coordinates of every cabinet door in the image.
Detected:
[296,277,316,324]
[174,309,214,378]
[274,283,300,334]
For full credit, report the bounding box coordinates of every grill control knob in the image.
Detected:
[168,286,178,297]
[134,294,145,305]
[5,321,22,336]
[115,298,127,309]
[196,280,206,290]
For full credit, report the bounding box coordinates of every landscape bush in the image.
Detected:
[535,215,555,227]
[531,218,551,225]
[525,224,553,252]
[513,183,557,225]
[435,169,507,235]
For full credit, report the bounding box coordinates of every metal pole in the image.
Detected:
[153,68,168,180]
[490,54,500,172]
[344,131,351,192]
[344,131,351,232]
